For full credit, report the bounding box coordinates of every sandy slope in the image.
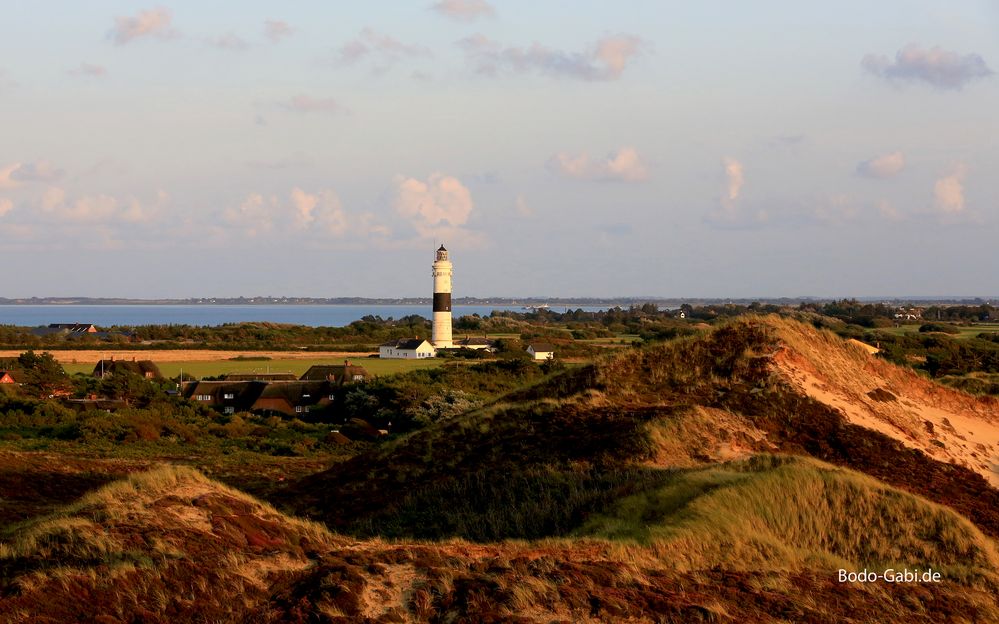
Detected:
[771,322,999,487]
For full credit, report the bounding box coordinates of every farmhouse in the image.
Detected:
[300,361,371,384]
[183,380,336,416]
[379,338,436,359]
[453,337,496,351]
[50,323,97,333]
[526,342,556,361]
[93,358,163,380]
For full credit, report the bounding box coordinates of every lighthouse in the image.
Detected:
[431,244,453,348]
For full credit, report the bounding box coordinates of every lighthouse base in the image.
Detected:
[432,311,453,348]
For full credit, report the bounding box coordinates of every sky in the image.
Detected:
[0,0,997,299]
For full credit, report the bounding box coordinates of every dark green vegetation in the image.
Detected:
[846,327,999,383]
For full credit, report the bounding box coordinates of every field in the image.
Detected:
[55,355,442,378]
[881,322,999,340]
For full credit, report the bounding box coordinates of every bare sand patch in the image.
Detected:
[771,323,999,487]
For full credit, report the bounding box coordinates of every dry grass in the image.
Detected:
[577,455,999,584]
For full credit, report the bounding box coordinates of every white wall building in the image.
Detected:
[379,338,437,359]
[526,342,555,361]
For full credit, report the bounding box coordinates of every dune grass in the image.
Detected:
[577,455,999,583]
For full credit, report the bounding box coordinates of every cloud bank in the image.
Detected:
[337,29,432,69]
[458,34,645,81]
[109,7,177,45]
[857,151,905,178]
[862,44,993,90]
[934,163,968,213]
[549,147,648,182]
[432,0,495,22]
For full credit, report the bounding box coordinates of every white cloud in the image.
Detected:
[934,163,968,213]
[0,198,12,217]
[432,0,495,22]
[224,193,278,238]
[37,187,162,223]
[0,161,64,188]
[515,194,534,217]
[458,34,645,81]
[0,164,19,189]
[857,151,905,178]
[109,7,177,45]
[707,157,764,226]
[69,63,107,78]
[226,188,357,240]
[40,187,67,211]
[264,19,293,43]
[12,161,63,183]
[289,188,348,235]
[337,28,432,69]
[393,173,475,239]
[862,44,993,90]
[279,95,345,114]
[549,147,648,182]
[723,157,744,208]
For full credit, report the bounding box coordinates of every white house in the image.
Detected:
[526,342,555,361]
[379,338,437,359]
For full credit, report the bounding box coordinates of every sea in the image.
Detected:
[0,305,609,328]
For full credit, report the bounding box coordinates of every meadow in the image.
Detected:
[61,356,443,378]
[881,322,999,340]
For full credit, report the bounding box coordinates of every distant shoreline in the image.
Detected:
[0,296,994,306]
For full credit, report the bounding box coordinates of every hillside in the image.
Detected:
[4,459,999,623]
[284,316,999,542]
[770,317,999,485]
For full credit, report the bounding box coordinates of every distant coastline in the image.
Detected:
[0,296,994,306]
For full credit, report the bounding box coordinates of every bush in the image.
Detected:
[919,323,961,334]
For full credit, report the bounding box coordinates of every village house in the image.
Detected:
[32,324,133,342]
[92,358,164,380]
[453,337,496,351]
[300,361,371,384]
[526,342,556,361]
[379,338,436,359]
[50,323,97,333]
[182,380,336,416]
[32,323,96,338]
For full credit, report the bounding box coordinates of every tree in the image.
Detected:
[11,351,69,397]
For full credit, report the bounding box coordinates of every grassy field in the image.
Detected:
[880,323,999,340]
[63,357,443,378]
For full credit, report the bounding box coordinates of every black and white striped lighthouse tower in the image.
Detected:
[431,244,453,348]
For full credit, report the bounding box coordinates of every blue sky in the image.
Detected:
[0,1,996,298]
